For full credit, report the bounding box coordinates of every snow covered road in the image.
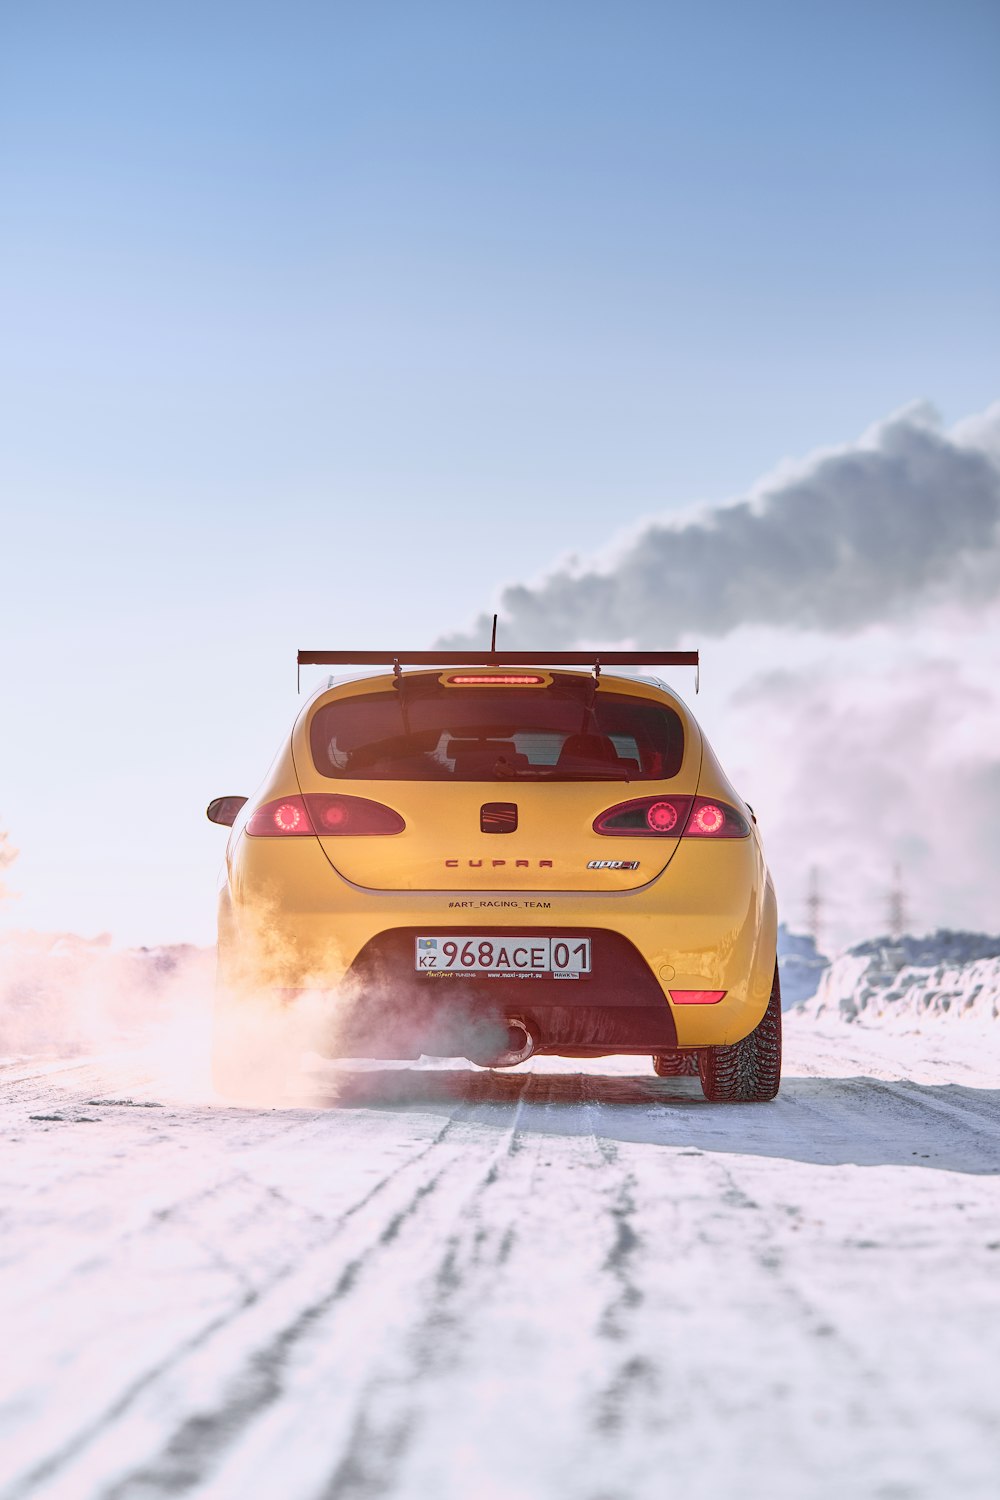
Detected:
[2,1018,999,1500]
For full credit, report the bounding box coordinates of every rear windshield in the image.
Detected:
[309,681,685,782]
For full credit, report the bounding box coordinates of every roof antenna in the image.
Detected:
[490,613,498,656]
[580,658,601,731]
[392,656,411,735]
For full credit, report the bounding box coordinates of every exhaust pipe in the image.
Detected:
[468,1016,537,1069]
[497,1017,536,1067]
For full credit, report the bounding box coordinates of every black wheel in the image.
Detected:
[652,1050,700,1077]
[698,965,782,1103]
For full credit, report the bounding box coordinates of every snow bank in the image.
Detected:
[801,930,1000,1026]
[777,924,830,1006]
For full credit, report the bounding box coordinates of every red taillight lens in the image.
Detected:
[594,796,692,835]
[247,797,315,836]
[309,795,405,835]
[594,795,750,837]
[647,800,680,832]
[669,989,727,1005]
[682,798,750,838]
[246,795,405,836]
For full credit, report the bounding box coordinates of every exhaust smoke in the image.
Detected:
[438,402,1000,650]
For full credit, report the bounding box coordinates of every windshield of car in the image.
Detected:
[309,682,685,781]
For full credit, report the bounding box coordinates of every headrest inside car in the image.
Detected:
[447,739,518,757]
[556,733,621,766]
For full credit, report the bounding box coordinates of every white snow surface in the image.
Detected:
[2,1016,999,1500]
[803,947,1000,1026]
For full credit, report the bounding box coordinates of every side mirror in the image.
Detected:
[207,795,248,827]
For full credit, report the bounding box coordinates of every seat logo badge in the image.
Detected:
[481,802,518,833]
[588,859,640,871]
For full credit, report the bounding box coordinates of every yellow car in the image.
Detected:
[207,649,780,1101]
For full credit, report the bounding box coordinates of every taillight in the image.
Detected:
[594,795,749,838]
[310,795,405,835]
[682,798,749,838]
[247,797,315,836]
[594,796,692,835]
[246,795,405,836]
[647,800,680,832]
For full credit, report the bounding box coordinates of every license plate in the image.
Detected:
[414,935,591,976]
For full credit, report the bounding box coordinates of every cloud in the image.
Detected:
[435,399,1000,945]
[951,398,1000,469]
[716,621,1000,949]
[439,402,1000,649]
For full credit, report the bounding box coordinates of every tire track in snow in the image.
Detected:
[4,1037,1000,1500]
[310,1071,667,1500]
[565,1138,910,1499]
[145,1069,613,1500]
[573,1071,659,1445]
[20,1079,533,1500]
[0,1096,356,1301]
[589,1103,1000,1500]
[858,1076,1000,1138]
[3,1086,489,1499]
[309,1079,538,1499]
[756,1071,1000,1175]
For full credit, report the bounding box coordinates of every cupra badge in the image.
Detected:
[444,859,554,868]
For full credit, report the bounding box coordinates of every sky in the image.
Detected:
[1,0,998,949]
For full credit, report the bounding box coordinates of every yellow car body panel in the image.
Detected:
[291,671,704,893]
[216,669,778,1055]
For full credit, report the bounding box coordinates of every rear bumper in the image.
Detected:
[296,991,679,1061]
[222,834,777,1048]
[333,924,678,1057]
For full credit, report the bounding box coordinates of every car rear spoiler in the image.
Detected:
[296,648,700,692]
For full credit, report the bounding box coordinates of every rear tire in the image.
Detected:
[652,1050,700,1077]
[698,966,782,1103]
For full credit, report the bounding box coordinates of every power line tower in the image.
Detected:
[805,866,823,952]
[887,862,907,941]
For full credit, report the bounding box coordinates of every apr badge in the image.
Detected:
[587,860,640,871]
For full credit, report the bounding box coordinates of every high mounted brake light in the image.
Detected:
[444,674,547,686]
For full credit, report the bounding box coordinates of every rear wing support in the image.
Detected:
[297,649,700,693]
